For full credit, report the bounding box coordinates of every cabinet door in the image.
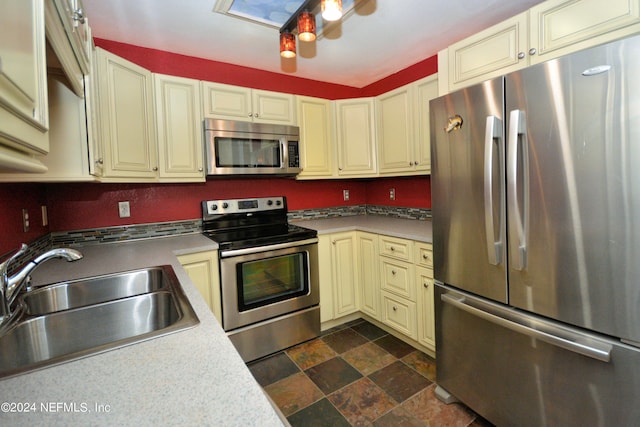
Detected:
[529,0,640,64]
[0,0,49,156]
[154,74,204,182]
[448,12,528,91]
[252,89,296,125]
[331,232,360,317]
[381,291,417,339]
[377,86,414,174]
[318,235,335,322]
[416,266,435,350]
[201,81,252,121]
[358,232,379,320]
[96,48,157,179]
[177,251,222,323]
[296,96,335,178]
[335,98,377,176]
[413,75,438,173]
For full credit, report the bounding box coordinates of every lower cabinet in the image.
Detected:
[318,231,435,353]
[177,250,222,323]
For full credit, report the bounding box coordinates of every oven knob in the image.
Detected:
[222,202,229,209]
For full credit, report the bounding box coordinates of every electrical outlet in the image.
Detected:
[118,201,131,218]
[389,188,396,200]
[343,189,350,201]
[22,209,30,232]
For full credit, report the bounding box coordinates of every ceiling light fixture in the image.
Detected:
[279,0,348,59]
[321,0,343,21]
[297,10,316,42]
[279,31,296,58]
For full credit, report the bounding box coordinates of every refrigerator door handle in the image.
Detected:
[484,115,504,265]
[441,292,613,362]
[507,109,529,270]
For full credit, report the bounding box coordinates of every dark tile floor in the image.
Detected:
[248,319,492,426]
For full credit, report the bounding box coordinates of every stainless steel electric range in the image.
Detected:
[201,196,320,362]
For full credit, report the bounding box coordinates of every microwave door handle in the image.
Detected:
[280,140,286,169]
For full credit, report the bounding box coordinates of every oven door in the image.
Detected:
[219,238,319,331]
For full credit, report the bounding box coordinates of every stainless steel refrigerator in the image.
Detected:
[431,34,640,426]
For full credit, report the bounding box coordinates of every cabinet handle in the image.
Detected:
[152,166,158,171]
[391,270,396,276]
[422,254,429,260]
[96,158,104,165]
[332,240,336,245]
[517,52,525,60]
[392,306,398,311]
[528,48,537,56]
[390,246,395,252]
[254,113,259,118]
[73,8,86,25]
[423,282,429,288]
[248,113,253,117]
[198,167,203,172]
[415,161,419,165]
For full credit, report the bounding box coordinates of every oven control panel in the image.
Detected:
[203,196,285,216]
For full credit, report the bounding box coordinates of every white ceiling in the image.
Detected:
[82,0,545,88]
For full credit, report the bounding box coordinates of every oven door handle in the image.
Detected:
[220,238,318,258]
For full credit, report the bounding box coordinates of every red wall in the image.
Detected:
[0,184,50,255]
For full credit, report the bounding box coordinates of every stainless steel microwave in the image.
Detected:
[204,119,301,176]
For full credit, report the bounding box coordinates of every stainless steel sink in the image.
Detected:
[0,265,199,379]
[23,267,169,315]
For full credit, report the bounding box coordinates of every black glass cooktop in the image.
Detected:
[203,222,317,251]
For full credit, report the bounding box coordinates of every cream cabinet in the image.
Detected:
[529,0,640,64]
[358,232,380,320]
[296,96,335,179]
[376,86,414,174]
[318,232,360,322]
[445,12,529,92]
[379,235,417,339]
[413,75,438,174]
[415,242,435,351]
[154,74,204,182]
[51,0,91,76]
[377,75,438,175]
[0,73,93,182]
[0,0,49,171]
[177,250,222,323]
[335,98,377,177]
[442,0,640,93]
[95,48,158,180]
[201,81,296,125]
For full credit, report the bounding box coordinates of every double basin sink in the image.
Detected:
[0,265,199,379]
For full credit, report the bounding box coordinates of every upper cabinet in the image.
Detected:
[441,0,640,93]
[154,74,204,182]
[296,95,335,179]
[95,48,158,181]
[377,75,438,175]
[0,0,49,169]
[335,98,377,177]
[201,81,296,125]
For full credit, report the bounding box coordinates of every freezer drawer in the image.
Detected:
[435,284,640,426]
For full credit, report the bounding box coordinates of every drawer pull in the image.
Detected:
[392,306,398,311]
[390,246,395,252]
[391,270,396,276]
[423,282,429,288]
[422,254,428,260]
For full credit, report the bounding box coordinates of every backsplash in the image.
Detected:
[1,205,432,274]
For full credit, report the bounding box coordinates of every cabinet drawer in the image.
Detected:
[380,258,415,300]
[379,235,413,261]
[415,243,433,269]
[381,292,417,339]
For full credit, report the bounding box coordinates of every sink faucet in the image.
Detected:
[0,244,83,325]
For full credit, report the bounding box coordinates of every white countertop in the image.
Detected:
[294,214,432,243]
[0,234,285,427]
